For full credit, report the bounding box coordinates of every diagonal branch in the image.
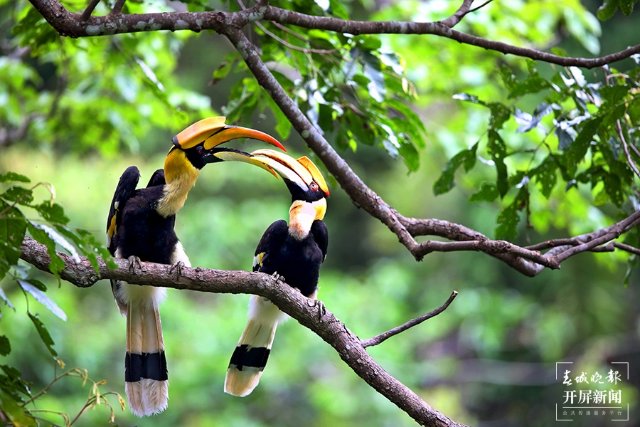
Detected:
[362,291,459,348]
[81,0,101,20]
[439,0,493,28]
[19,236,464,427]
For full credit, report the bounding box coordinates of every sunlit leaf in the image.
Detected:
[0,287,14,309]
[0,172,30,184]
[1,186,33,205]
[18,280,67,321]
[26,223,65,275]
[0,391,36,427]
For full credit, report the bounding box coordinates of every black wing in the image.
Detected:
[311,220,328,262]
[253,220,288,272]
[146,169,165,187]
[106,166,140,255]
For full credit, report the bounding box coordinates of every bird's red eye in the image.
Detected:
[309,181,319,192]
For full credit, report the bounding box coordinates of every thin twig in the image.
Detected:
[238,0,336,54]
[469,0,494,14]
[526,238,577,251]
[614,241,640,256]
[81,0,101,20]
[552,211,640,264]
[111,0,126,15]
[362,291,458,348]
[440,0,493,28]
[617,119,640,179]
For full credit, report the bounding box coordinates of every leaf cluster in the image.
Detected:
[218,0,427,171]
[435,61,640,239]
[0,171,117,425]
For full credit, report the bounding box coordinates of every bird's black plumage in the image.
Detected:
[107,168,178,264]
[254,219,328,297]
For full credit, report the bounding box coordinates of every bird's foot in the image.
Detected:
[307,299,326,321]
[127,256,143,273]
[169,261,185,279]
[271,271,285,282]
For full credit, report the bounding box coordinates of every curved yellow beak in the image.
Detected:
[172,116,286,152]
[248,149,330,197]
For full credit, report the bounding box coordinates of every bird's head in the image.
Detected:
[248,149,330,222]
[164,117,286,183]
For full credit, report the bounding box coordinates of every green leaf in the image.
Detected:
[73,228,116,270]
[0,364,31,397]
[505,64,551,98]
[398,140,420,172]
[470,183,499,202]
[0,186,34,205]
[532,156,558,198]
[603,173,624,206]
[487,130,509,197]
[433,143,478,195]
[0,172,30,184]
[489,103,511,130]
[0,336,10,356]
[328,0,349,19]
[267,98,292,141]
[0,391,36,427]
[597,0,618,19]
[32,202,69,225]
[495,188,528,240]
[0,287,14,309]
[600,85,630,107]
[27,312,57,357]
[619,0,637,14]
[0,200,27,281]
[26,223,65,275]
[563,116,602,174]
[211,61,234,85]
[18,280,67,321]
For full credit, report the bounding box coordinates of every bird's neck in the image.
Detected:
[288,200,320,240]
[157,150,200,217]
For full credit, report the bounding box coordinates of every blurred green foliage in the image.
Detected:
[1,0,639,426]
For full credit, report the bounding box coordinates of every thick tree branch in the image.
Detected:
[362,291,458,348]
[27,0,640,68]
[19,236,464,427]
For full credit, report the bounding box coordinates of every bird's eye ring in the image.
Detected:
[195,145,205,155]
[309,181,319,192]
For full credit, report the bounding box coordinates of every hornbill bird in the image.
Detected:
[224,149,330,397]
[106,117,285,416]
